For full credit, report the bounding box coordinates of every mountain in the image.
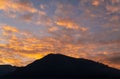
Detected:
[3,54,120,78]
[0,65,16,76]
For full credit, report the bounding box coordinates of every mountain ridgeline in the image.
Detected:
[0,65,16,76]
[2,54,120,78]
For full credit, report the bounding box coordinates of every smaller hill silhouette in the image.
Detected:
[0,65,16,76]
[3,54,120,78]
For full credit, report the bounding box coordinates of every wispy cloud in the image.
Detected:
[55,18,88,31]
[0,0,37,13]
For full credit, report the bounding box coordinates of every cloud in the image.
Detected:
[2,25,19,33]
[48,27,58,32]
[55,3,76,17]
[0,0,37,13]
[0,0,42,21]
[106,5,120,14]
[0,22,119,69]
[19,13,34,22]
[56,18,79,29]
[0,0,120,69]
[55,18,88,31]
[109,56,120,64]
[0,24,90,66]
[92,0,100,6]
[0,0,47,24]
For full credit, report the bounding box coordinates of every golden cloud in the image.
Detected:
[56,18,88,31]
[0,0,37,13]
[0,24,120,70]
[92,0,100,6]
[48,27,58,32]
[2,25,19,33]
[0,25,90,66]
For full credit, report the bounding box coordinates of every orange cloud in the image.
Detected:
[56,19,79,29]
[111,0,120,4]
[0,24,120,69]
[2,25,19,33]
[106,5,120,14]
[0,0,47,24]
[0,0,37,13]
[48,27,58,32]
[56,18,88,31]
[92,0,100,6]
[0,24,90,66]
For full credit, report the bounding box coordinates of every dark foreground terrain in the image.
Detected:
[1,54,120,78]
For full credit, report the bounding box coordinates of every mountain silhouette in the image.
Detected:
[2,54,120,78]
[0,65,16,76]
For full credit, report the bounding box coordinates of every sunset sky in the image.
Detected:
[0,0,120,69]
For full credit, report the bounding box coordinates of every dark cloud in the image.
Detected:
[108,56,120,64]
[20,13,34,22]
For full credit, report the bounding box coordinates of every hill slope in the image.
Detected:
[3,54,120,78]
[0,65,16,76]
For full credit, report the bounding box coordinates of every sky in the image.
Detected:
[0,0,120,69]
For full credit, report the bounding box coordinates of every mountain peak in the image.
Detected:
[44,53,73,57]
[43,53,74,59]
[3,54,120,78]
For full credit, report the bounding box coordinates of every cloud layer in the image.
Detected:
[0,0,120,69]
